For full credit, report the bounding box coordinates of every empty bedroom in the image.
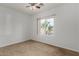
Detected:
[0,3,79,56]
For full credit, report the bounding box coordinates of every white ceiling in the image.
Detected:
[0,3,63,15]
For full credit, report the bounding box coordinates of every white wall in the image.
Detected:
[0,6,32,47]
[54,4,78,51]
[33,4,79,52]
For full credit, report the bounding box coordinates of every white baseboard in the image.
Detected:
[0,39,30,48]
[32,39,79,52]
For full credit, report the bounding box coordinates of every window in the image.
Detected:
[38,16,55,35]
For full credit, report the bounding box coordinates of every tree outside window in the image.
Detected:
[40,18,54,35]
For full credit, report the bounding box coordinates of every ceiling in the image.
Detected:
[0,3,63,15]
